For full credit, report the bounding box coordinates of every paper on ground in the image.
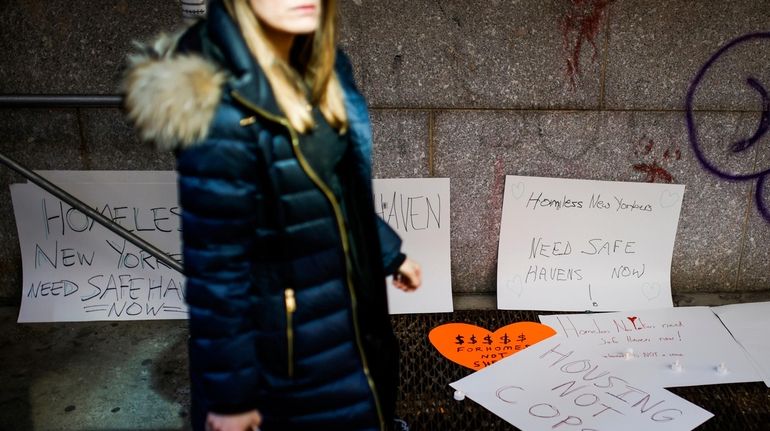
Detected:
[450,337,712,431]
[712,301,770,387]
[373,178,452,314]
[497,175,684,311]
[539,307,761,387]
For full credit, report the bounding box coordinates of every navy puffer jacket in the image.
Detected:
[123,1,404,430]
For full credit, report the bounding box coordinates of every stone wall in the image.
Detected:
[1,0,768,306]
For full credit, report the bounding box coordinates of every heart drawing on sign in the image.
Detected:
[641,282,662,300]
[428,322,556,370]
[510,182,526,200]
[659,189,680,208]
[506,276,524,298]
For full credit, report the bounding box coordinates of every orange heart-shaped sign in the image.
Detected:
[429,322,556,370]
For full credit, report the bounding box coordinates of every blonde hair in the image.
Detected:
[224,0,347,133]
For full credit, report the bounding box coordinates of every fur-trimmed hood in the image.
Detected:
[122,29,226,151]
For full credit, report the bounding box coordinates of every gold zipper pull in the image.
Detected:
[285,288,296,378]
[285,288,296,313]
[239,116,257,127]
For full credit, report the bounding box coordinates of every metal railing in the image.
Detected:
[0,94,122,108]
[0,93,182,274]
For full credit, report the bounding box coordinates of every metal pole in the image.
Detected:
[0,94,123,108]
[0,152,183,274]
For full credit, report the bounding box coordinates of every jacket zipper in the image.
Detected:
[285,288,296,377]
[232,91,385,430]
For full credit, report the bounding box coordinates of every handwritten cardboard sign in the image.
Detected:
[429,322,556,370]
[12,172,451,322]
[450,337,713,431]
[712,302,770,388]
[539,307,762,387]
[373,178,453,314]
[11,182,185,322]
[497,175,684,311]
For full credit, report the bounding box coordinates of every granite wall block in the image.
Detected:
[370,109,430,178]
[738,143,770,289]
[0,0,181,94]
[80,109,175,171]
[605,0,770,110]
[339,0,607,109]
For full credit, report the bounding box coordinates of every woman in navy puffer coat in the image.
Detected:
[123,0,420,430]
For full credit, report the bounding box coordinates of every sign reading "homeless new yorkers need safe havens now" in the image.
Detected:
[497,176,685,311]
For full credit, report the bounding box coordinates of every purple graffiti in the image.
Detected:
[685,32,770,222]
[731,77,770,153]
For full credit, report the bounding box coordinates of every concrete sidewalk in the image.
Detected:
[3,307,769,430]
[0,307,189,430]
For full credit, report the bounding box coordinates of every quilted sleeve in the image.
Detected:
[377,216,406,275]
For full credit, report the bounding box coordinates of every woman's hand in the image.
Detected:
[206,410,262,431]
[393,258,422,292]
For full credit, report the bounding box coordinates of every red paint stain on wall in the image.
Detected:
[561,0,613,87]
[632,136,681,183]
[633,161,674,183]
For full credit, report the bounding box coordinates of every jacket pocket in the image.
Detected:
[284,288,296,377]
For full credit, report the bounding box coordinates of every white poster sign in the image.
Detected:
[539,307,761,387]
[373,178,452,314]
[713,302,770,387]
[450,337,713,431]
[13,172,450,321]
[12,183,186,322]
[497,176,684,311]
